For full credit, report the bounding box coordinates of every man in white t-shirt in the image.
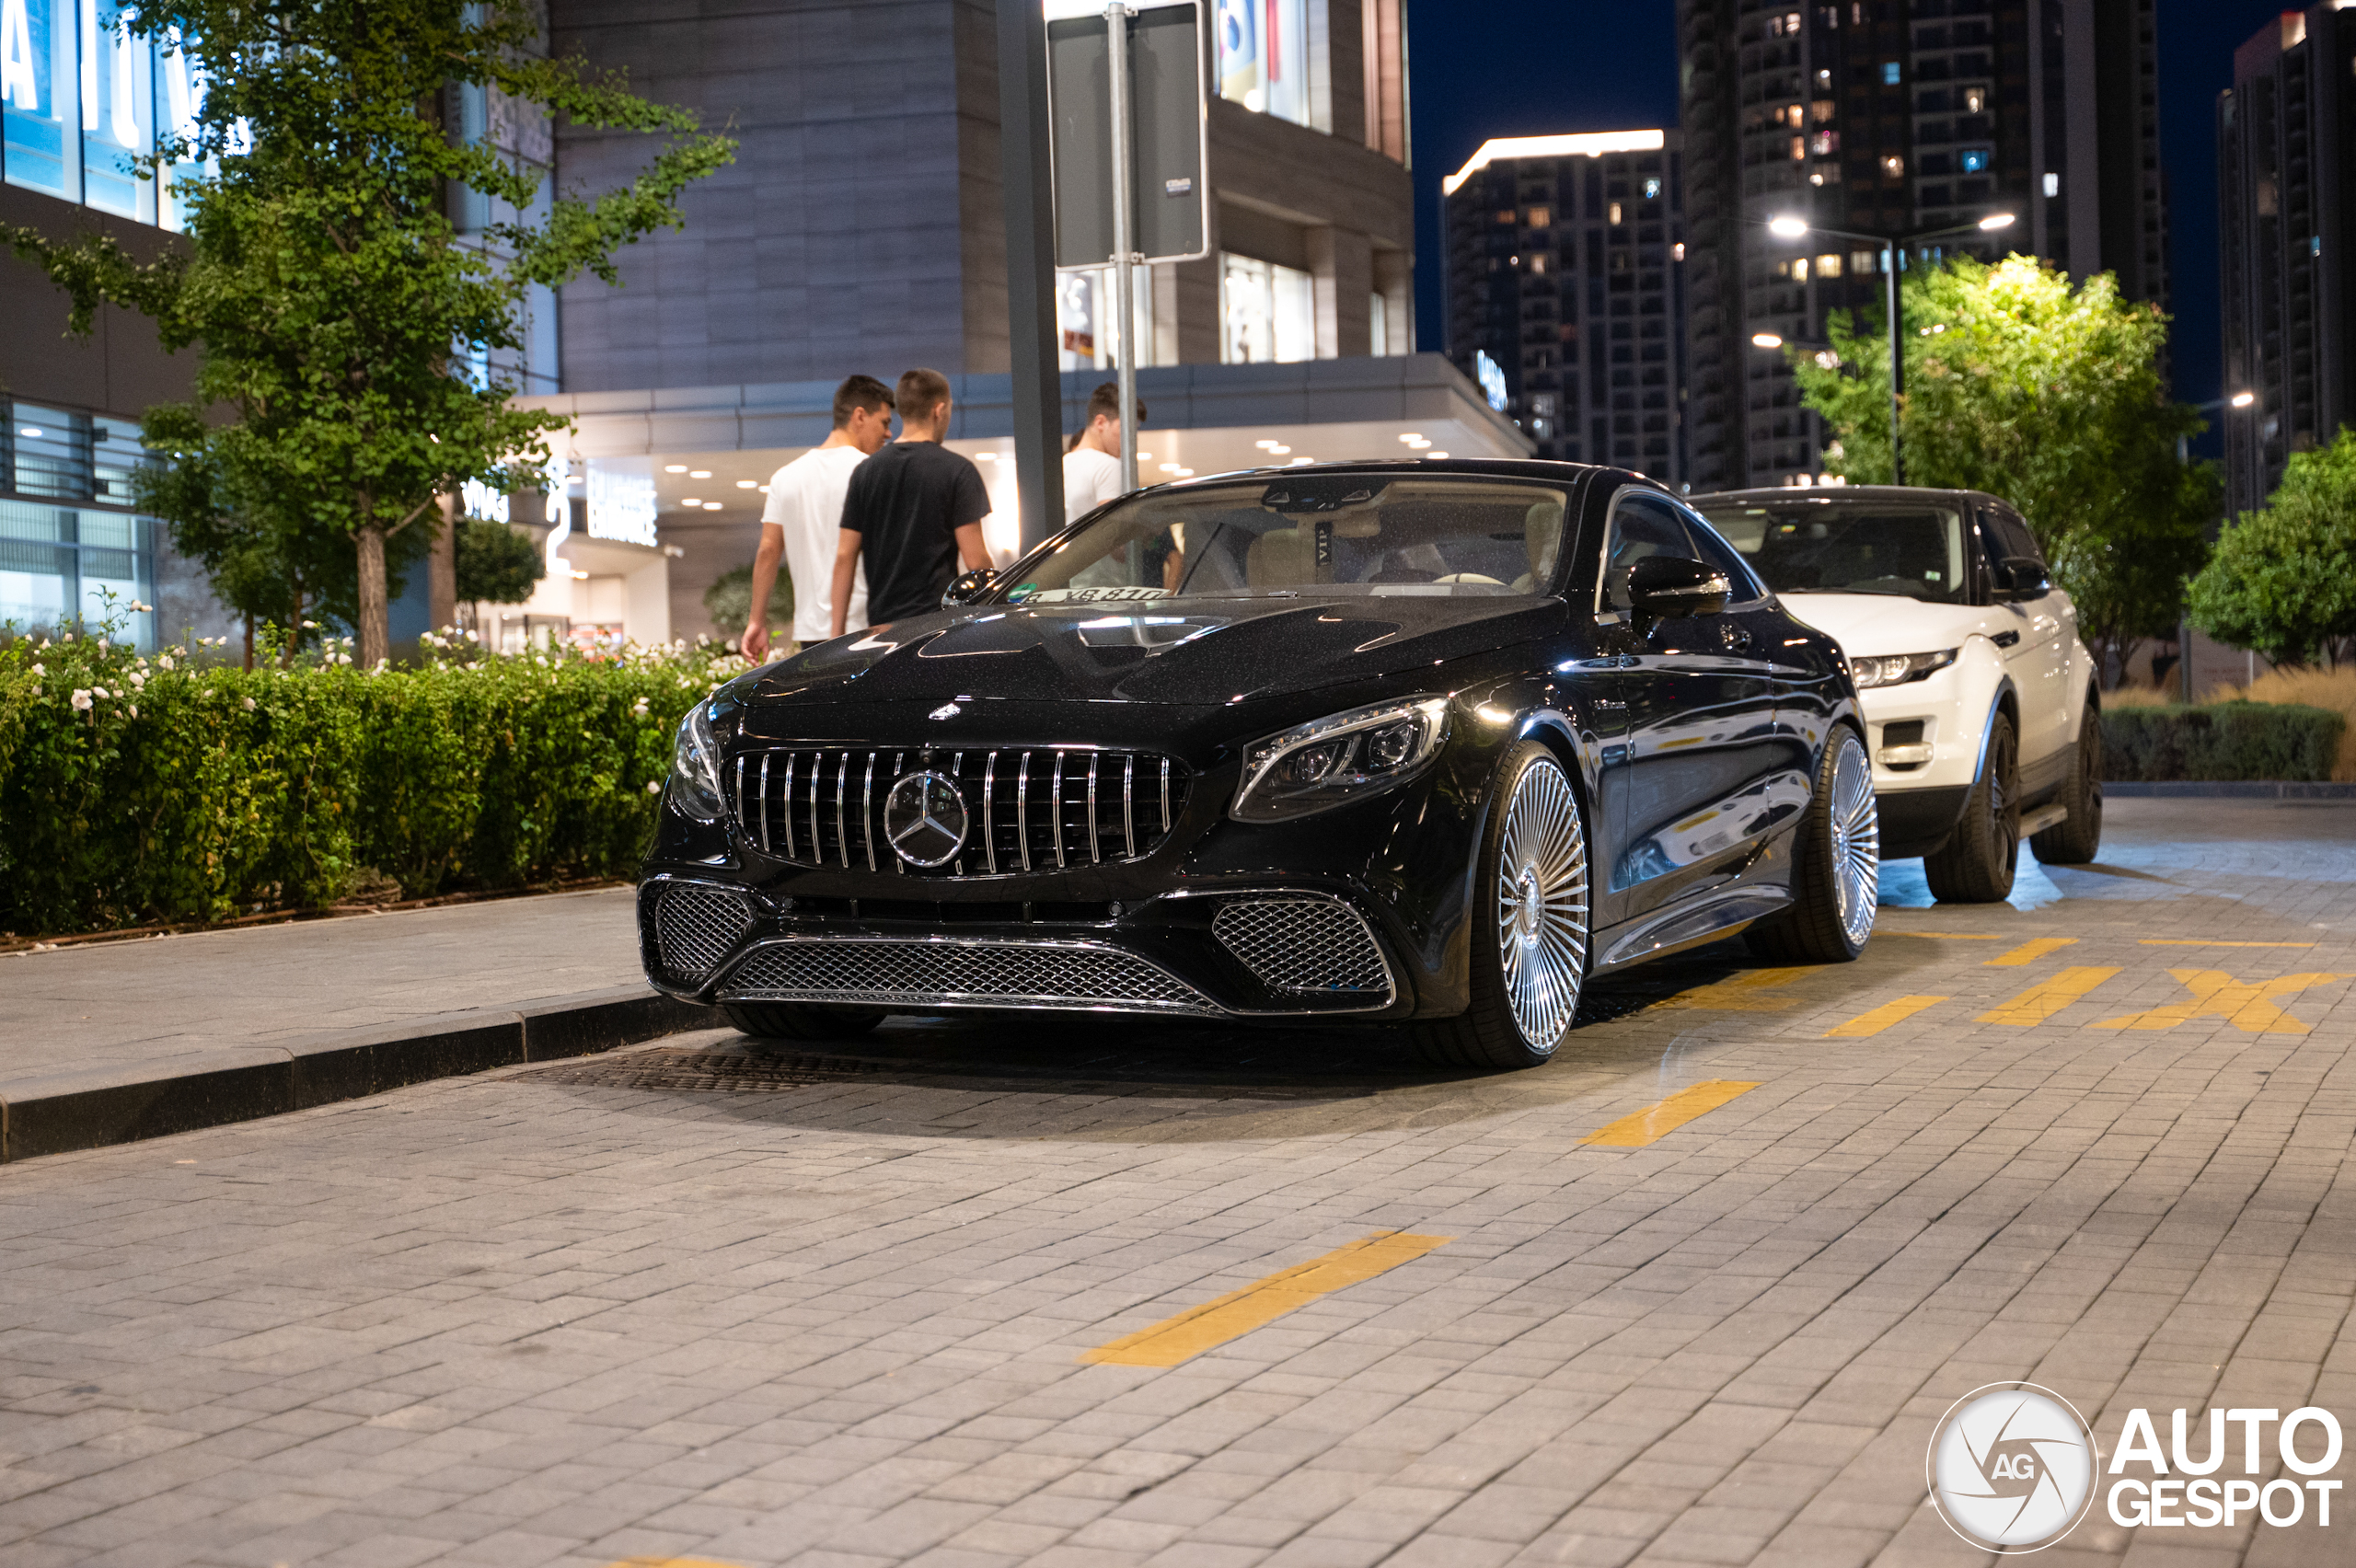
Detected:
[1061,381,1145,524]
[742,375,895,662]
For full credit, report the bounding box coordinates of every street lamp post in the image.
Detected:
[1762,212,2015,485]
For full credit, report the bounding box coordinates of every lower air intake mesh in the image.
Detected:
[1212,897,1390,995]
[654,885,755,981]
[722,940,1214,1015]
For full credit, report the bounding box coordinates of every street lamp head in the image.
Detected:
[1978,213,2016,231]
[2231,390,2256,409]
[1767,215,1808,239]
[1751,332,1785,350]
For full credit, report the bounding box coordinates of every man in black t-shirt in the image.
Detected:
[829,368,993,635]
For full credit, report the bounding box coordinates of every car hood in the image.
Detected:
[746,594,1566,708]
[1777,592,2027,656]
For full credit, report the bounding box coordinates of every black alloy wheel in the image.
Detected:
[2030,705,2104,864]
[1923,710,2020,903]
[1410,740,1592,1070]
[1747,725,1879,963]
[723,1002,886,1042]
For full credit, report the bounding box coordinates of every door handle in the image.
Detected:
[1992,629,2021,649]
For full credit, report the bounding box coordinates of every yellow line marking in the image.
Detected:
[1823,996,1947,1037]
[1878,930,2005,940]
[1579,1080,1761,1147]
[2093,970,2351,1035]
[2139,939,2318,949]
[1080,1230,1451,1368]
[1987,938,2078,967]
[1976,966,2121,1025]
[1648,967,1808,1012]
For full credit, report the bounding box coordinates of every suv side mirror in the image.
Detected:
[941,568,997,608]
[1627,554,1732,620]
[1993,556,2050,600]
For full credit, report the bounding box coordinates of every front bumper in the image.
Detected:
[1876,784,1972,859]
[641,876,1409,1020]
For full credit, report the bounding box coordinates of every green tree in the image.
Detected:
[5,0,733,666]
[455,518,548,606]
[1792,255,2216,680]
[703,562,792,644]
[2187,427,2356,668]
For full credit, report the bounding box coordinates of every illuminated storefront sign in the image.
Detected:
[1475,351,1508,412]
[584,463,657,547]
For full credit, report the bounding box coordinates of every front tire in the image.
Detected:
[2030,707,2103,864]
[1747,725,1878,963]
[1923,710,2020,902]
[1410,742,1592,1070]
[722,1002,885,1043]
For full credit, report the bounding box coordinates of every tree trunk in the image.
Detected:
[355,521,389,667]
[241,615,254,672]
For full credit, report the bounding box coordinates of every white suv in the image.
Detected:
[1689,486,2100,902]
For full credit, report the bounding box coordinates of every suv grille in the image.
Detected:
[733,747,1188,878]
[652,883,756,982]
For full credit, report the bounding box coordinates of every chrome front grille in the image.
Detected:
[720,938,1216,1015]
[653,884,756,981]
[1212,897,1391,996]
[733,747,1188,877]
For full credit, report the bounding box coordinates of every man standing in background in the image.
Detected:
[830,369,993,636]
[740,375,895,662]
[1062,381,1144,524]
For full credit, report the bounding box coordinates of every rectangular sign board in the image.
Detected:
[1046,1,1209,270]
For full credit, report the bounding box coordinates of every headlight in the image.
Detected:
[670,703,727,820]
[1849,649,1958,689]
[1232,696,1450,823]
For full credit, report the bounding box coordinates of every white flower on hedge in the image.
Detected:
[29,663,42,677]
[129,672,145,689]
[646,779,662,794]
[71,688,92,710]
[302,620,319,629]
[337,653,352,665]
[92,686,110,699]
[242,696,256,711]
[126,704,137,719]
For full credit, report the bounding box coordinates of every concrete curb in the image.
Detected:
[0,986,719,1163]
[2105,781,2356,799]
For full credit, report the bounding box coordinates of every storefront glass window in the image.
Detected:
[154,35,203,230]
[1056,266,1156,373]
[79,0,153,220]
[0,403,156,647]
[3,0,82,200]
[1215,0,1310,126]
[1220,254,1313,364]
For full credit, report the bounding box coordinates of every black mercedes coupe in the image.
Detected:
[640,460,1877,1068]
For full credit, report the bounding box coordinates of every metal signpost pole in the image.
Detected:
[1884,238,1904,486]
[1105,2,1138,493]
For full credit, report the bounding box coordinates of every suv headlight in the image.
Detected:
[670,703,727,820]
[1232,696,1450,823]
[1849,649,1958,689]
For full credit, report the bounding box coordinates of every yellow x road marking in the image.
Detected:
[2093,970,2351,1035]
[1649,967,1808,1012]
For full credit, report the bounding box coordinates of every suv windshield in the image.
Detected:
[999,474,1571,605]
[1690,499,1969,604]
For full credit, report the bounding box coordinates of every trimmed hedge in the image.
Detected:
[2101,701,2345,783]
[0,629,739,937]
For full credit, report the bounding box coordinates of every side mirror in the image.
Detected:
[941,568,997,608]
[1626,555,1732,620]
[1993,556,2050,600]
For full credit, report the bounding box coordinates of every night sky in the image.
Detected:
[1407,0,2296,459]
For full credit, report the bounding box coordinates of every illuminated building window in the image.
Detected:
[1958,147,1990,173]
[1215,0,1310,126]
[1220,254,1313,364]
[1816,252,1842,277]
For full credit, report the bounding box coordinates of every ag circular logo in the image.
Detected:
[1927,1382,2098,1552]
[883,771,968,867]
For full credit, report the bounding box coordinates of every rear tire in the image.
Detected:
[1923,711,2020,903]
[722,1002,885,1042]
[1746,726,1878,963]
[2030,707,2104,864]
[1410,742,1591,1070]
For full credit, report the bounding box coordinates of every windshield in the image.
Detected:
[1690,500,1969,603]
[998,474,1571,605]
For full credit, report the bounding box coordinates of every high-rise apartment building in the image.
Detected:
[1676,0,2168,492]
[2218,5,2356,517]
[1441,132,1691,485]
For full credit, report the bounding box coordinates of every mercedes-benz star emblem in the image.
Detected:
[883,771,968,867]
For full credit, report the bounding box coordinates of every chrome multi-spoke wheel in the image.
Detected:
[1830,731,1880,950]
[1494,755,1589,1055]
